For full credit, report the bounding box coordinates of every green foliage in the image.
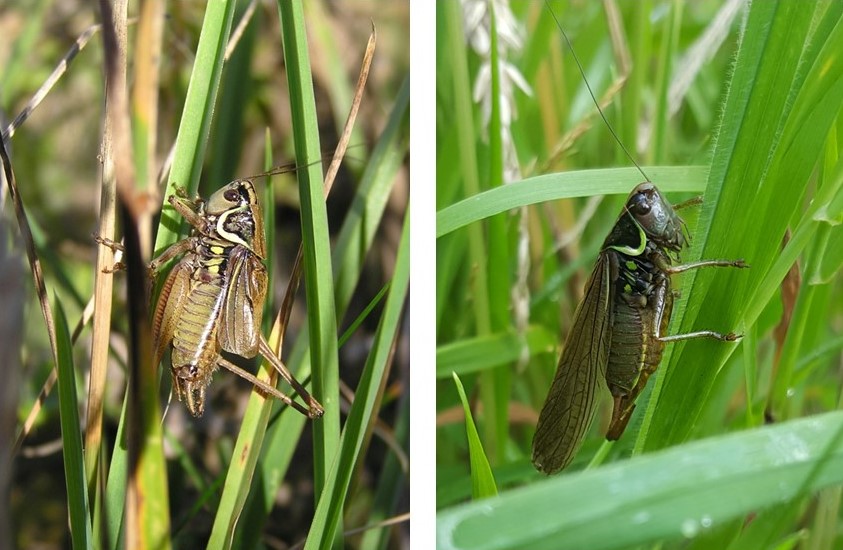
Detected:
[438,412,843,550]
[437,1,843,548]
[54,298,92,548]
[452,373,498,500]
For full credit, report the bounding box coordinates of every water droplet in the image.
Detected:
[700,515,713,528]
[767,433,810,465]
[631,511,651,525]
[681,518,699,538]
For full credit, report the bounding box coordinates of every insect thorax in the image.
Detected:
[613,248,660,302]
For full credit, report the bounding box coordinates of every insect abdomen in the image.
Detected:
[604,265,673,439]
[606,299,648,397]
[172,279,225,371]
[167,272,225,417]
[170,241,231,369]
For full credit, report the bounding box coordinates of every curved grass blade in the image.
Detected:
[453,373,498,500]
[436,326,557,379]
[438,411,843,550]
[436,165,708,238]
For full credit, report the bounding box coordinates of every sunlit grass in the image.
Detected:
[4,2,409,548]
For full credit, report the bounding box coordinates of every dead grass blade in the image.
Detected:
[0,119,58,387]
[1,23,100,142]
[98,1,170,548]
[225,0,259,61]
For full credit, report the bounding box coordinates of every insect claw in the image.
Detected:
[308,401,325,419]
[102,261,126,273]
[146,259,164,278]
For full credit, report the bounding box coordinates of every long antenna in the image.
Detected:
[544,0,651,183]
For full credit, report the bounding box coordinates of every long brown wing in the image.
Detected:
[152,257,194,368]
[217,246,268,358]
[532,251,614,474]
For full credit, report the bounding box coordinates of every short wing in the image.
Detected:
[532,252,614,474]
[152,258,194,368]
[217,246,268,358]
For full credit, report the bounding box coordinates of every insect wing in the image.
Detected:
[152,257,194,368]
[217,245,268,357]
[532,252,614,474]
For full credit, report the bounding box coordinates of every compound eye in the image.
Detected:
[629,193,651,215]
[223,188,239,202]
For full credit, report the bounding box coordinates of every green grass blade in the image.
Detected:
[806,485,842,550]
[206,79,289,550]
[262,129,276,333]
[437,411,843,550]
[436,326,557,379]
[105,398,128,550]
[436,165,708,238]
[358,394,410,550]
[481,1,511,464]
[337,282,390,349]
[277,0,340,499]
[439,0,491,343]
[55,297,93,549]
[304,205,410,549]
[303,1,368,164]
[644,0,843,450]
[205,2,257,189]
[233,408,309,549]
[452,372,498,501]
[206,325,281,548]
[233,75,409,541]
[153,0,237,254]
